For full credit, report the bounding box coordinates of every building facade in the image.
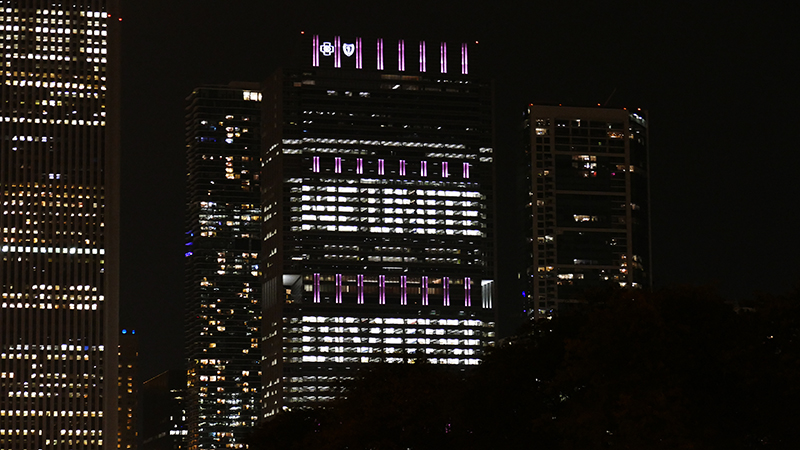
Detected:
[142,370,186,450]
[260,34,496,416]
[184,84,262,449]
[524,105,651,318]
[0,1,120,448]
[118,330,138,450]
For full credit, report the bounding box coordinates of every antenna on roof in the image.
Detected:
[603,87,617,107]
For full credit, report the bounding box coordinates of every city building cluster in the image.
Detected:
[0,2,650,449]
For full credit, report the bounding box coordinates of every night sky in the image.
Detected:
[119,1,799,380]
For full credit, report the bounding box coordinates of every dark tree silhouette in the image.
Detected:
[248,287,800,450]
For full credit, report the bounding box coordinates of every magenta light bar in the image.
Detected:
[421,160,427,177]
[400,275,408,305]
[461,42,468,75]
[443,277,450,306]
[400,160,406,176]
[356,37,363,69]
[356,158,363,174]
[419,41,426,72]
[313,273,321,303]
[377,38,384,70]
[312,156,320,173]
[398,39,405,71]
[463,162,470,178]
[465,277,471,306]
[335,157,342,173]
[378,159,385,175]
[422,276,429,305]
[379,275,386,304]
[334,36,342,68]
[312,35,320,66]
[440,42,447,73]
[357,274,364,304]
[335,274,342,303]
[442,161,449,178]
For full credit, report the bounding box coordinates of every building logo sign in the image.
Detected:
[311,34,469,75]
[319,41,334,57]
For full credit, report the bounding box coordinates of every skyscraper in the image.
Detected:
[524,105,651,318]
[184,84,262,449]
[260,34,496,416]
[142,370,186,450]
[118,329,138,450]
[1,1,120,448]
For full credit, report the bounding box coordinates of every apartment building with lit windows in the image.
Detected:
[184,84,262,449]
[0,1,120,448]
[260,34,496,416]
[524,105,651,318]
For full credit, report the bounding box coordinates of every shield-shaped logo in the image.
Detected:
[343,43,355,57]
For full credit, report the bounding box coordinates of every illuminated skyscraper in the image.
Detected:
[118,330,138,450]
[524,105,651,318]
[260,34,496,416]
[0,1,120,448]
[184,84,262,449]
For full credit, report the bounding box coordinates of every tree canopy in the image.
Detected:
[248,287,800,449]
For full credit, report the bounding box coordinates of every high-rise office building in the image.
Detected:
[524,105,651,318]
[184,84,262,449]
[1,1,120,448]
[260,34,496,416]
[118,330,138,450]
[142,370,186,450]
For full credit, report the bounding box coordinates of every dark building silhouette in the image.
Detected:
[142,370,187,450]
[118,330,138,449]
[524,105,651,318]
[259,34,496,416]
[183,84,262,449]
[0,1,121,447]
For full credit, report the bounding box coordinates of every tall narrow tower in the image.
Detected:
[524,105,651,318]
[184,84,262,449]
[0,1,121,448]
[260,34,496,416]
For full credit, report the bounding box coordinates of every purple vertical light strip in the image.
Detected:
[400,275,407,305]
[312,35,319,67]
[440,42,447,73]
[462,43,469,75]
[421,161,427,177]
[399,160,406,176]
[465,277,471,307]
[335,157,342,173]
[378,159,385,175]
[379,275,386,304]
[356,158,363,174]
[334,36,341,68]
[377,38,384,70]
[335,274,342,304]
[419,41,426,72]
[312,156,320,173]
[357,274,364,304]
[443,277,450,306]
[356,37,363,69]
[442,161,449,178]
[422,276,429,305]
[463,162,470,178]
[313,273,320,303]
[398,39,405,71]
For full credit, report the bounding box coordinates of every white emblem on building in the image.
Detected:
[343,43,355,57]
[320,41,334,57]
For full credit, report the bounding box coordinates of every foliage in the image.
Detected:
[248,287,800,449]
